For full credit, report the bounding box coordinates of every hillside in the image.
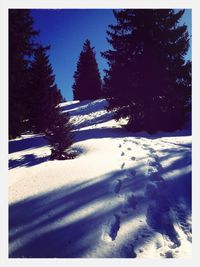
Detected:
[9,99,192,258]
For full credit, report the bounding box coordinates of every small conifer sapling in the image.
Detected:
[45,109,74,160]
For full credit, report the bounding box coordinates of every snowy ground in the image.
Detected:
[8,99,192,258]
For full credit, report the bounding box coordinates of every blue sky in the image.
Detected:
[31,9,191,101]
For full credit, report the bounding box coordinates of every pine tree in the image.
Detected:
[29,45,62,133]
[73,39,102,100]
[45,108,74,160]
[54,87,64,104]
[102,9,191,133]
[9,9,38,139]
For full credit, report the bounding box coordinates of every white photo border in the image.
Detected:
[1,1,199,267]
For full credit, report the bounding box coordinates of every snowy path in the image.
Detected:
[9,99,192,258]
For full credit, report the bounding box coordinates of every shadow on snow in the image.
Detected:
[9,135,48,154]
[9,154,49,169]
[74,127,132,143]
[9,156,191,258]
[62,100,108,117]
[72,112,113,130]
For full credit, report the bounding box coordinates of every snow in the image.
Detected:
[9,99,192,258]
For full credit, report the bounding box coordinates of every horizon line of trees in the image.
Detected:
[9,8,191,143]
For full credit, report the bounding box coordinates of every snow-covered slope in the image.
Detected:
[9,99,192,258]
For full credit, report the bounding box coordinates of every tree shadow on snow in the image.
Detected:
[133,129,191,139]
[9,135,48,154]
[74,127,191,144]
[74,127,132,142]
[9,168,153,258]
[158,150,191,208]
[61,100,90,112]
[9,148,192,258]
[61,100,107,117]
[9,154,49,169]
[9,171,115,257]
[73,112,113,130]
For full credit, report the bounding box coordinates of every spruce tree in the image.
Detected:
[102,9,191,133]
[29,45,61,133]
[9,9,38,138]
[73,39,102,100]
[45,108,74,160]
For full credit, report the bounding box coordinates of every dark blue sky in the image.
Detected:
[31,9,191,101]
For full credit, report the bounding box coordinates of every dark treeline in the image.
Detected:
[9,10,63,138]
[9,9,72,159]
[9,9,38,139]
[102,9,191,133]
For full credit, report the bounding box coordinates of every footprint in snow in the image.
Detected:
[121,244,137,258]
[119,144,122,148]
[173,204,192,243]
[143,144,148,148]
[127,147,132,151]
[147,158,162,170]
[132,140,139,145]
[114,180,122,194]
[123,194,137,211]
[126,194,137,210]
[164,250,174,258]
[131,156,136,161]
[107,214,121,241]
[148,148,155,153]
[121,152,125,156]
[146,204,180,249]
[121,162,125,169]
[155,240,163,249]
[145,166,158,178]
